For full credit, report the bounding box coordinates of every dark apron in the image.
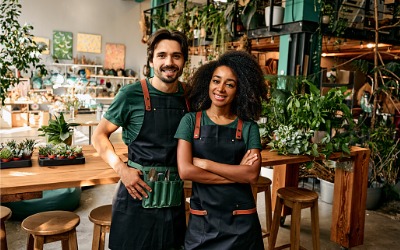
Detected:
[185,113,264,250]
[109,81,187,250]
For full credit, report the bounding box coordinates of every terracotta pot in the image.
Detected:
[1,158,12,163]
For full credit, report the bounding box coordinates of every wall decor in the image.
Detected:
[77,33,101,53]
[104,43,125,70]
[53,31,73,60]
[32,36,50,55]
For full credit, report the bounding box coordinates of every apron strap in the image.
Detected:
[236,119,243,140]
[193,111,243,140]
[141,78,190,112]
[140,79,151,111]
[194,111,202,139]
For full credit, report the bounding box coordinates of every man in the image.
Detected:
[92,29,189,250]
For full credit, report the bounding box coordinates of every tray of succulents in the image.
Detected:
[37,144,85,166]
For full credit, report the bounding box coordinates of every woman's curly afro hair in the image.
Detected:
[188,50,268,121]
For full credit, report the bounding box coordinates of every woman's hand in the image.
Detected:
[240,150,258,166]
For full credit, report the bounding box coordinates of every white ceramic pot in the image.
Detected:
[319,178,334,204]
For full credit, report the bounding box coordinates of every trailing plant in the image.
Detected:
[38,113,79,145]
[0,0,47,104]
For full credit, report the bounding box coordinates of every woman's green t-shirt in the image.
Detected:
[174,111,262,150]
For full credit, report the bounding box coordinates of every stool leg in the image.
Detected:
[268,196,283,250]
[26,234,34,250]
[311,200,320,250]
[68,230,78,250]
[99,227,106,250]
[290,202,302,250]
[62,238,69,250]
[33,236,44,250]
[92,224,101,250]
[264,186,272,237]
[1,221,8,250]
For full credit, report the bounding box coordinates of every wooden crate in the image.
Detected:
[11,112,29,127]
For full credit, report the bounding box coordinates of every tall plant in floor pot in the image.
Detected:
[0,0,47,104]
[358,121,400,209]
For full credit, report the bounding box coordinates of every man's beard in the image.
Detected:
[155,66,183,84]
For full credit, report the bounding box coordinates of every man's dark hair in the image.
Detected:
[188,50,268,121]
[147,29,189,65]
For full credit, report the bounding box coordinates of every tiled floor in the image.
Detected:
[1,124,400,249]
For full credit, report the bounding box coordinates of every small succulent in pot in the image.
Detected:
[0,148,13,162]
[72,145,83,157]
[22,139,36,159]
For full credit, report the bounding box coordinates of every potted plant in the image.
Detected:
[72,145,83,158]
[0,147,13,162]
[38,145,49,158]
[38,113,79,145]
[357,121,400,209]
[5,140,22,160]
[22,139,36,159]
[0,0,47,104]
[266,79,355,159]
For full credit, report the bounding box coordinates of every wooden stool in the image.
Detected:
[268,187,320,250]
[251,176,273,238]
[1,206,12,250]
[88,205,112,250]
[21,211,80,250]
[183,180,192,225]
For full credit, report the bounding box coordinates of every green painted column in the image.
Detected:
[277,0,321,89]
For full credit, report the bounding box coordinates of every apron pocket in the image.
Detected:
[169,180,183,206]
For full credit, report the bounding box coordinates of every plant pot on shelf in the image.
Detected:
[265,6,285,27]
[319,178,334,204]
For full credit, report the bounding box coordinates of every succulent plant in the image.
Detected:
[0,147,13,160]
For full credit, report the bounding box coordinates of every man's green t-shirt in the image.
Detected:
[174,111,262,150]
[104,79,185,145]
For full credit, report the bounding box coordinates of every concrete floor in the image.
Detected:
[1,123,400,249]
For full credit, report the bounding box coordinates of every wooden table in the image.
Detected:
[0,144,125,203]
[262,146,370,249]
[68,114,99,144]
[0,144,369,248]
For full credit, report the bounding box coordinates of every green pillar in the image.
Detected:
[277,0,321,89]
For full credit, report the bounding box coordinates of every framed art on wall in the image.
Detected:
[77,33,101,53]
[32,37,50,55]
[53,31,73,60]
[104,43,125,70]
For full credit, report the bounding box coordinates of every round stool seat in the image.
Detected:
[22,211,80,236]
[1,206,12,222]
[89,205,112,226]
[277,187,319,203]
[255,176,272,189]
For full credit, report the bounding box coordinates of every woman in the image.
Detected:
[175,50,268,249]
